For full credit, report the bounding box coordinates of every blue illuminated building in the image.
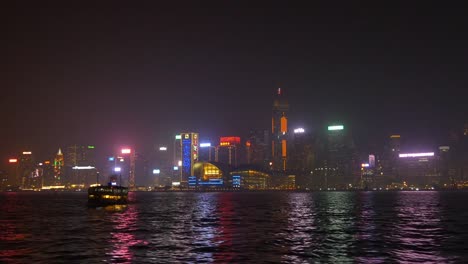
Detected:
[182,139,192,177]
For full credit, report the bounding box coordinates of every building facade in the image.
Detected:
[271,88,289,171]
[181,132,199,185]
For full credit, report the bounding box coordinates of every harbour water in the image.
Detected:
[1,191,468,263]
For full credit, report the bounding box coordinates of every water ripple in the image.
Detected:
[1,191,468,263]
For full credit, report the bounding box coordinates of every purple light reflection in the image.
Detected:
[393,192,447,263]
[106,202,148,263]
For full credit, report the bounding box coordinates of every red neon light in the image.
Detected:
[219,137,241,145]
[9,159,18,163]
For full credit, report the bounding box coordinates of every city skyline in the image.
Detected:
[2,87,466,191]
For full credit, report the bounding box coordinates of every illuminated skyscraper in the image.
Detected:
[18,151,35,189]
[314,124,358,189]
[271,88,289,171]
[54,148,64,185]
[217,136,241,166]
[65,145,97,188]
[181,133,199,185]
[65,145,96,167]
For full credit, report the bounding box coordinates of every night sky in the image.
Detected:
[1,2,467,163]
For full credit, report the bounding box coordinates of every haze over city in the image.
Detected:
[2,2,466,163]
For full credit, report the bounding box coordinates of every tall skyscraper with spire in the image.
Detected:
[271,88,289,171]
[54,148,64,185]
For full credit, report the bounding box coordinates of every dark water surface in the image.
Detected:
[1,191,468,263]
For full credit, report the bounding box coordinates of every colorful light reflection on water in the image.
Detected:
[1,191,468,263]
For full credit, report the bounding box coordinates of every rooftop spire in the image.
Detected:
[277,87,281,95]
[57,148,62,155]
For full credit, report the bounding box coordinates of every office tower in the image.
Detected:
[135,152,149,187]
[53,148,64,185]
[324,124,357,188]
[271,88,289,171]
[398,152,438,187]
[288,128,315,189]
[18,151,35,189]
[246,129,270,168]
[289,128,315,172]
[65,145,97,188]
[65,145,96,167]
[379,135,402,183]
[217,136,241,166]
[181,132,199,185]
[438,146,451,186]
[447,124,468,185]
[39,160,54,186]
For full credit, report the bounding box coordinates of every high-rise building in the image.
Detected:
[135,152,149,187]
[65,145,96,167]
[53,148,64,185]
[181,132,199,185]
[18,151,35,189]
[380,135,402,183]
[289,128,315,189]
[438,146,451,186]
[398,152,438,187]
[314,124,358,189]
[173,134,183,182]
[65,145,97,188]
[41,160,55,186]
[289,128,315,171]
[217,136,241,166]
[447,124,468,185]
[246,129,269,168]
[271,88,289,171]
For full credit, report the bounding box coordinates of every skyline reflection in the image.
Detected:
[1,191,468,263]
[393,191,449,263]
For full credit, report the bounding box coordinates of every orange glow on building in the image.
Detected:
[44,161,50,164]
[280,116,287,133]
[271,117,275,133]
[390,135,401,138]
[245,141,251,147]
[281,140,287,157]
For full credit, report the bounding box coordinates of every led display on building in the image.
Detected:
[232,175,241,188]
[181,133,199,181]
[220,136,241,146]
[188,176,197,186]
[198,178,223,185]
